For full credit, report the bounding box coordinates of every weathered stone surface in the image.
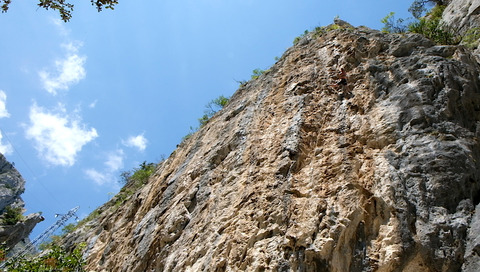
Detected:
[462,203,480,272]
[62,20,480,271]
[442,0,480,31]
[0,213,44,250]
[442,0,480,57]
[0,153,24,211]
[0,153,44,251]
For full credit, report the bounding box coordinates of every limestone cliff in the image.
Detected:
[442,0,480,57]
[63,6,480,272]
[0,153,43,252]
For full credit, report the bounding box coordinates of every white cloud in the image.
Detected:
[51,18,71,37]
[0,90,10,118]
[0,91,13,154]
[123,134,148,151]
[105,149,124,171]
[85,149,124,187]
[39,42,86,95]
[25,103,98,167]
[85,169,109,186]
[0,132,13,155]
[88,100,98,109]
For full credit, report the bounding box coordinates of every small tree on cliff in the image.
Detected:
[1,0,118,22]
[408,0,447,19]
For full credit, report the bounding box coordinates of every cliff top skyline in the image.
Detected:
[0,0,411,240]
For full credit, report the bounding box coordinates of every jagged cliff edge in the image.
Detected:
[0,153,43,255]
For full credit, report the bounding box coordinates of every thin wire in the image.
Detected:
[0,127,62,206]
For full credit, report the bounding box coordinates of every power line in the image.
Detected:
[0,127,62,207]
[0,206,80,269]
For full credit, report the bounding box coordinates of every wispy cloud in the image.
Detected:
[39,42,86,95]
[85,169,108,186]
[51,18,71,37]
[88,100,98,109]
[25,103,98,167]
[0,90,12,155]
[0,132,13,155]
[85,149,124,187]
[122,134,148,152]
[0,90,10,118]
[105,149,124,172]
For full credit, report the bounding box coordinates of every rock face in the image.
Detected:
[0,153,43,251]
[63,21,480,271]
[442,0,480,31]
[442,0,480,57]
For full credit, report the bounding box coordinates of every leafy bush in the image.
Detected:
[120,161,156,186]
[462,27,480,49]
[62,223,76,234]
[250,69,266,80]
[180,95,230,145]
[2,206,23,225]
[199,95,230,127]
[407,5,461,45]
[5,243,86,271]
[381,12,408,33]
[293,30,309,45]
[381,5,461,45]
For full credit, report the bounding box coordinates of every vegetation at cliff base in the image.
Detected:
[4,243,86,272]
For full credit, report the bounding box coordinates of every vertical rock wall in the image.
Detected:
[63,25,480,271]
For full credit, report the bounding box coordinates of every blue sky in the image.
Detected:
[1,1,412,240]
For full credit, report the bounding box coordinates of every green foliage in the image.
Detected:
[120,161,156,186]
[293,30,309,45]
[462,27,480,49]
[381,12,408,33]
[236,79,248,88]
[62,223,76,234]
[196,95,230,128]
[409,0,429,19]
[5,243,86,271]
[181,126,196,143]
[408,5,461,45]
[408,0,445,18]
[72,160,157,229]
[251,69,265,80]
[180,95,230,145]
[76,208,101,229]
[1,0,118,22]
[381,4,461,45]
[2,206,23,225]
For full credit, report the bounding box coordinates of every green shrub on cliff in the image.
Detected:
[462,27,480,49]
[408,5,461,45]
[1,206,23,225]
[381,4,461,45]
[181,95,230,144]
[381,12,408,33]
[120,161,156,186]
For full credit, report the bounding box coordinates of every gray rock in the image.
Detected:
[0,153,43,252]
[60,3,480,271]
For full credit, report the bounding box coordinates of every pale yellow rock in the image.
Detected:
[62,15,480,272]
